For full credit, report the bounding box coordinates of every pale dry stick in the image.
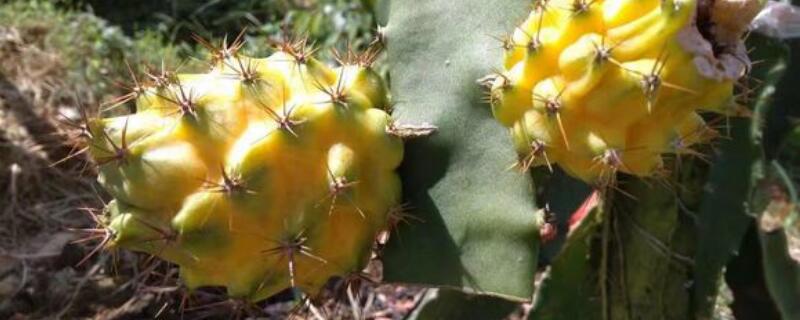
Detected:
[56,255,105,318]
[362,290,377,319]
[9,259,29,300]
[599,191,612,320]
[306,298,327,320]
[4,163,21,243]
[348,284,362,320]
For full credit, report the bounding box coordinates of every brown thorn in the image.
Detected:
[533,83,571,150]
[71,208,115,267]
[143,59,179,89]
[517,139,553,173]
[311,69,349,109]
[49,145,89,168]
[591,35,624,65]
[331,43,383,68]
[103,59,149,112]
[202,165,256,196]
[490,33,516,52]
[192,28,248,66]
[261,230,328,289]
[93,118,132,166]
[220,55,264,85]
[569,0,597,15]
[270,33,319,67]
[386,203,423,241]
[254,84,306,138]
[318,166,365,219]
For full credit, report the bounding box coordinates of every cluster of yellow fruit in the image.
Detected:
[487,0,755,185]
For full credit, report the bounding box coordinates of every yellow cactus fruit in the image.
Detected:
[83,37,404,302]
[487,0,759,186]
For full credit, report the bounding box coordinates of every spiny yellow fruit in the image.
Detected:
[84,37,403,302]
[487,0,758,185]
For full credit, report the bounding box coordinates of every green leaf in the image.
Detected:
[751,161,800,319]
[759,228,800,319]
[612,179,697,319]
[381,0,540,300]
[690,117,764,318]
[691,34,790,319]
[371,0,390,27]
[530,194,603,320]
[406,289,519,320]
[538,169,594,264]
[537,176,699,320]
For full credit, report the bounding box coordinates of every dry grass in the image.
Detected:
[0,24,97,243]
[0,18,111,318]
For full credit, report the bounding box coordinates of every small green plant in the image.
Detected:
[0,0,185,102]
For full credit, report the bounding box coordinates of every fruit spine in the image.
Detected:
[485,0,758,185]
[80,36,404,302]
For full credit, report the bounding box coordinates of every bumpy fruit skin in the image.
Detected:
[489,0,753,185]
[87,45,401,301]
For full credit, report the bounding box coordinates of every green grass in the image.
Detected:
[0,0,186,104]
[0,0,379,107]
